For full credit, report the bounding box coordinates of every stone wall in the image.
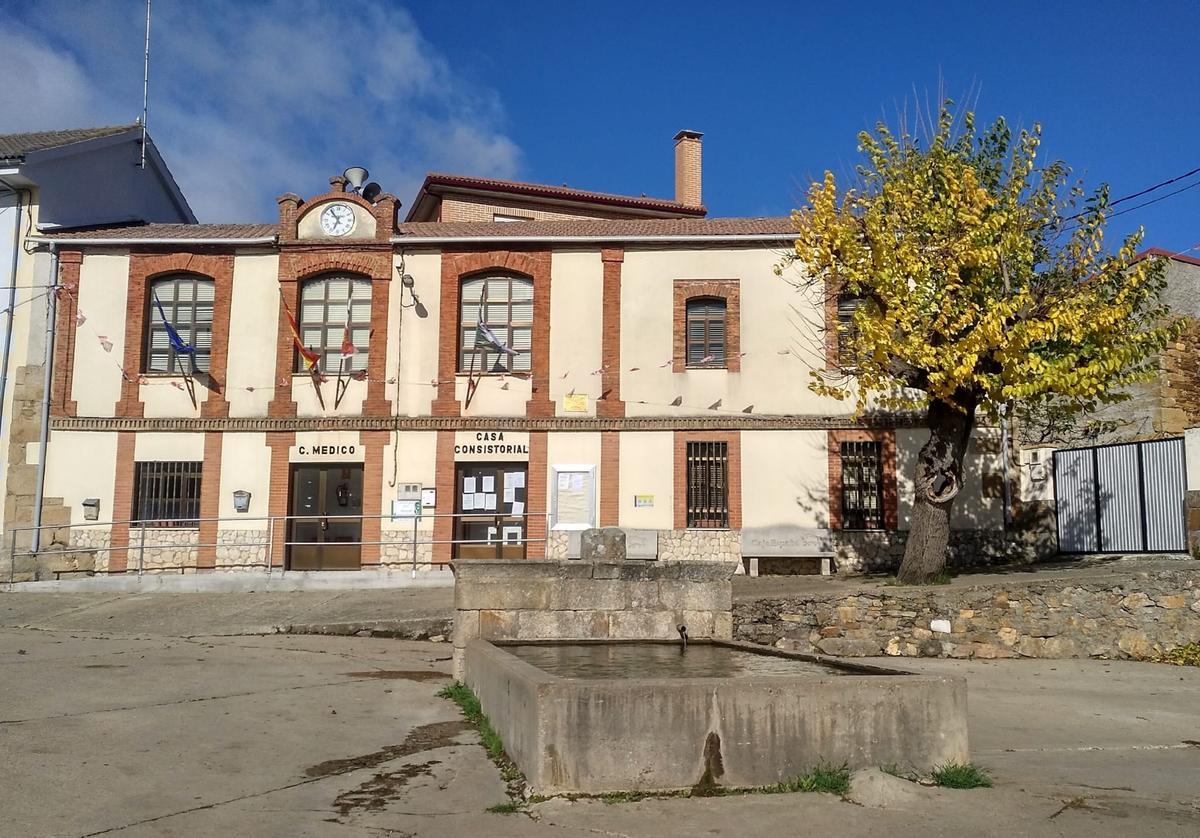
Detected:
[658,529,741,563]
[735,567,1200,660]
[451,559,735,679]
[380,529,436,572]
[215,529,269,570]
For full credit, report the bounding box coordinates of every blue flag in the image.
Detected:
[153,294,195,356]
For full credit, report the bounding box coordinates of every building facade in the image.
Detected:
[10,133,1012,579]
[0,125,195,567]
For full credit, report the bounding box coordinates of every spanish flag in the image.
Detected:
[281,294,321,373]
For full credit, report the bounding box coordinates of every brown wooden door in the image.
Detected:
[288,465,363,570]
[454,463,528,560]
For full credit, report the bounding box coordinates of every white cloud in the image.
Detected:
[0,0,522,221]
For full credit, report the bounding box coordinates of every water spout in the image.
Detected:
[677,624,688,652]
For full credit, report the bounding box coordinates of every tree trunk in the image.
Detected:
[896,396,977,584]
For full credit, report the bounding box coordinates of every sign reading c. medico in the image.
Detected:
[454,431,530,461]
[290,432,364,463]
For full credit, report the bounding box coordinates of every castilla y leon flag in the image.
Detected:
[281,295,320,373]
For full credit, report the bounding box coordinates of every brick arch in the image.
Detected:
[269,247,394,417]
[295,258,385,282]
[431,248,553,418]
[117,251,235,418]
[672,278,741,373]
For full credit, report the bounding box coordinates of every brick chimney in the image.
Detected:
[673,129,703,207]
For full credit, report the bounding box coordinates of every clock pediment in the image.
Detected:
[296,198,377,240]
[278,175,399,244]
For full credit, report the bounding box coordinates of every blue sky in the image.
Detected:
[4,1,1197,252]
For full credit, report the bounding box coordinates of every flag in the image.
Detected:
[475,321,517,356]
[340,286,356,359]
[153,294,195,357]
[281,295,320,373]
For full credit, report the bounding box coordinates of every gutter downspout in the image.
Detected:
[0,176,26,435]
[31,243,57,555]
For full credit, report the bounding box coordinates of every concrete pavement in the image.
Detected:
[0,589,453,638]
[2,588,1200,835]
[1,593,1198,836]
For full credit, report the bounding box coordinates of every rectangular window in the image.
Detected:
[686,441,729,528]
[840,441,883,530]
[685,298,727,367]
[836,296,862,369]
[133,461,203,527]
[493,213,533,222]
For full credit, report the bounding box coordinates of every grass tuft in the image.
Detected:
[932,762,992,789]
[764,761,851,796]
[438,681,528,810]
[1153,643,1200,667]
[437,682,506,763]
[486,801,522,814]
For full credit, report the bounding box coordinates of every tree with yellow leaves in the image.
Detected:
[781,101,1179,583]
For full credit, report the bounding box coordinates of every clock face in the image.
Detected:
[319,203,356,236]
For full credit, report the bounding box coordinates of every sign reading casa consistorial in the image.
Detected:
[454,431,530,459]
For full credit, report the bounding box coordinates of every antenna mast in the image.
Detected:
[140,0,152,169]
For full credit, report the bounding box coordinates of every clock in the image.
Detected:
[319,202,356,236]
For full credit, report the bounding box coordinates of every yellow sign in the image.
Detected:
[562,393,589,413]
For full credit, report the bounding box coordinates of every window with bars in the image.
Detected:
[297,274,372,373]
[840,441,884,530]
[685,297,727,367]
[458,274,533,374]
[836,295,864,369]
[686,441,729,528]
[133,461,203,527]
[145,274,214,373]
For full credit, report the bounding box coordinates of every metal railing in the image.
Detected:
[6,510,552,582]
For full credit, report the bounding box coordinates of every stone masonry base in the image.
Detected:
[736,566,1200,660]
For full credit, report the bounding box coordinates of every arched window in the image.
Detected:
[146,274,214,373]
[298,274,372,373]
[685,297,727,367]
[458,274,533,374]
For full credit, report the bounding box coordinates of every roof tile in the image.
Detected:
[0,125,139,162]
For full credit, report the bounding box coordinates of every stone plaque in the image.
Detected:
[623,528,659,560]
[741,527,834,557]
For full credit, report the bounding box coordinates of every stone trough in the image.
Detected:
[450,528,969,795]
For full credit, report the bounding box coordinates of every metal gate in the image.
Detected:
[1054,437,1187,553]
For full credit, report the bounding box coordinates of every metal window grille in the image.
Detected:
[133,461,203,527]
[841,441,883,530]
[836,295,863,369]
[685,297,727,367]
[146,274,214,374]
[459,275,534,374]
[297,274,372,373]
[686,441,729,528]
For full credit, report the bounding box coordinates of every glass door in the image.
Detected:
[454,463,527,560]
[288,464,364,570]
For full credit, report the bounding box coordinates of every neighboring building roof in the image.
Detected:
[34,223,278,243]
[0,125,139,163]
[33,216,795,246]
[405,172,708,222]
[395,216,792,240]
[1134,247,1200,268]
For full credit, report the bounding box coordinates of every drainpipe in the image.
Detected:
[30,242,58,554]
[0,176,26,435]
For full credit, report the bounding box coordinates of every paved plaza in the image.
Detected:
[1,592,1197,837]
